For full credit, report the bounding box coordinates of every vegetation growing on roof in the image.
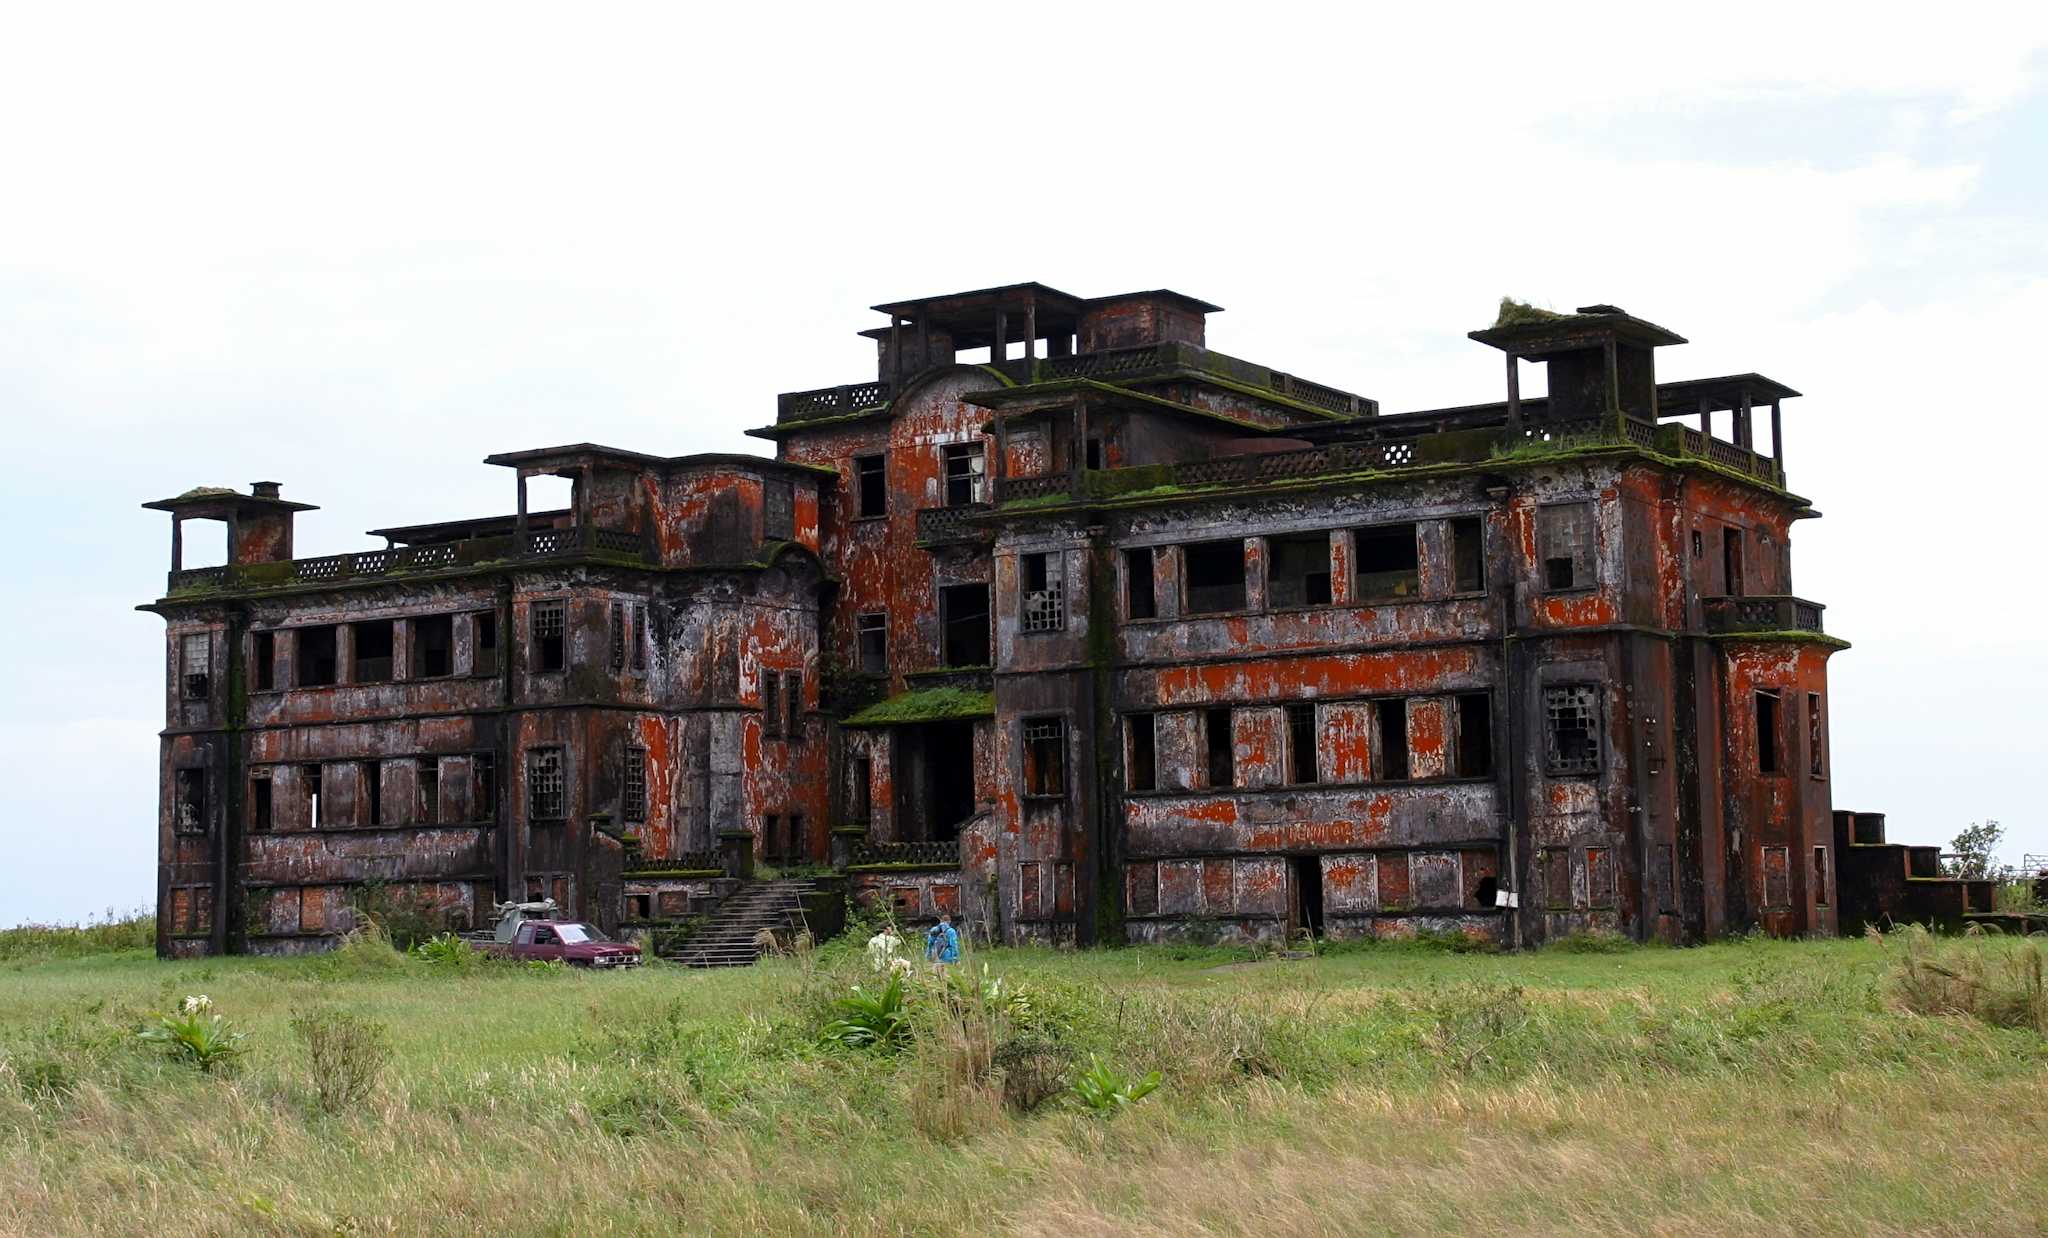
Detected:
[1493,298,1568,328]
[843,685,995,727]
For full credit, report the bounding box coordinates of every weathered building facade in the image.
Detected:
[146,285,1846,955]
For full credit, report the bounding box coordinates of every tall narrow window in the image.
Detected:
[473,753,496,823]
[1126,713,1157,792]
[763,671,782,738]
[1286,703,1318,785]
[1124,547,1156,619]
[1723,528,1745,596]
[1455,693,1493,777]
[849,754,872,822]
[856,613,888,674]
[304,764,324,830]
[475,612,500,676]
[417,762,439,825]
[1024,719,1066,797]
[414,614,454,678]
[174,768,207,833]
[1813,846,1829,906]
[1204,707,1235,788]
[1183,540,1247,614]
[1021,552,1064,632]
[763,814,782,862]
[527,748,565,821]
[855,454,886,518]
[764,477,794,539]
[1269,534,1333,608]
[1755,691,1780,774]
[352,620,394,682]
[787,813,805,863]
[941,584,991,666]
[250,773,273,832]
[531,603,566,673]
[297,625,338,687]
[1543,685,1600,775]
[1355,525,1420,600]
[1451,517,1485,593]
[622,747,647,822]
[1540,505,1594,592]
[783,670,803,740]
[364,762,383,827]
[252,631,276,691]
[610,603,627,672]
[1807,692,1824,778]
[180,633,211,701]
[943,442,986,506]
[1375,699,1410,781]
[630,603,648,673]
[1084,437,1103,470]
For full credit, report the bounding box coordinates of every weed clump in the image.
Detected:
[291,1008,391,1113]
[1883,924,2047,1033]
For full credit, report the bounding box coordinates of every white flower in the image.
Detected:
[181,995,213,1015]
[888,956,914,977]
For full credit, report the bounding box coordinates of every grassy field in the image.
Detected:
[1,921,2044,1237]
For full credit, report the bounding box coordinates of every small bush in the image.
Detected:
[410,933,483,968]
[820,973,911,1051]
[313,924,410,978]
[0,909,155,961]
[292,1008,392,1114]
[993,1034,1073,1114]
[137,996,247,1074]
[1071,1056,1160,1115]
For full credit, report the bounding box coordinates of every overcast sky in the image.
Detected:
[3,4,2044,925]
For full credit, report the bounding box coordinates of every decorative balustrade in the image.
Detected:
[1039,344,1169,381]
[849,839,961,868]
[915,503,993,545]
[1002,473,1070,501]
[625,849,723,874]
[776,380,892,421]
[1701,595,1826,635]
[165,524,647,595]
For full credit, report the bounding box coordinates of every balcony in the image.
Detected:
[848,838,961,869]
[1702,595,1826,635]
[914,503,994,546]
[775,380,891,423]
[165,525,652,596]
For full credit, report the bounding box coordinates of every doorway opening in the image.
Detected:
[921,721,976,841]
[1290,856,1324,941]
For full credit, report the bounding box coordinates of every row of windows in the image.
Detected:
[1119,695,1496,793]
[173,755,501,835]
[193,599,654,700]
[850,444,989,520]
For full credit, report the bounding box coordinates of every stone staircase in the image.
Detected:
[664,878,817,969]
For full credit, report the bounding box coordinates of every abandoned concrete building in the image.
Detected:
[146,284,1857,958]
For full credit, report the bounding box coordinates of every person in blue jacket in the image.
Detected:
[924,915,960,971]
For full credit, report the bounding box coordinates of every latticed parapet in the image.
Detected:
[164,524,653,596]
[1702,595,1827,635]
[849,839,961,868]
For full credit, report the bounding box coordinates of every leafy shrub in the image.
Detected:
[137,996,246,1074]
[1422,983,1532,1072]
[1071,1055,1159,1115]
[410,933,483,968]
[312,924,410,978]
[350,880,447,951]
[820,973,911,1051]
[992,1034,1072,1113]
[292,1008,392,1114]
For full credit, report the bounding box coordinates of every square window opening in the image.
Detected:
[180,633,211,701]
[414,614,454,678]
[943,442,986,507]
[1539,504,1594,592]
[1543,684,1600,776]
[1269,533,1333,608]
[1355,525,1420,601]
[1183,540,1247,614]
[856,613,888,675]
[352,620,394,683]
[297,625,338,687]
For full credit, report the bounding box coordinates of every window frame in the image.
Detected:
[1537,502,1597,594]
[855,612,888,675]
[854,453,887,519]
[1542,683,1602,777]
[1353,522,1422,603]
[1126,712,1158,792]
[530,601,568,674]
[1020,551,1064,633]
[1182,539,1248,616]
[1022,717,1067,799]
[526,747,567,822]
[179,632,212,702]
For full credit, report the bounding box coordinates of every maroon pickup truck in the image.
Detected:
[484,920,642,968]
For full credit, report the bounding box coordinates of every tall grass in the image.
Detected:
[0,909,153,961]
[1,935,2044,1235]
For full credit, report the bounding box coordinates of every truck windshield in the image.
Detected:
[556,923,608,944]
